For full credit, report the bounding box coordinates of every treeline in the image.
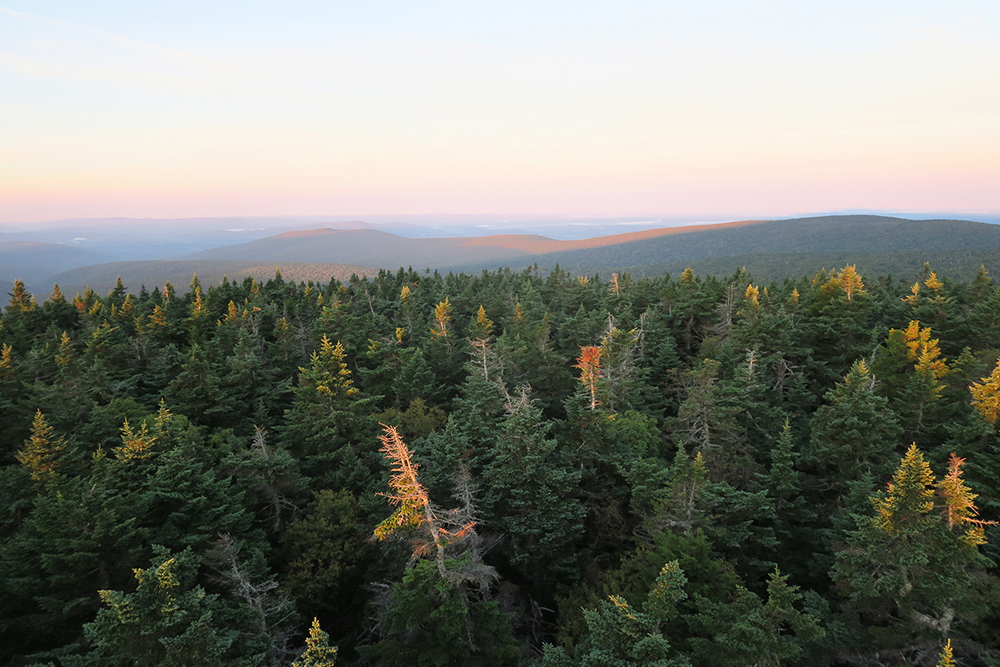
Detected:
[1,263,1000,666]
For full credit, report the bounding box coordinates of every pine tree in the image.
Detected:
[688,568,823,667]
[6,279,36,313]
[597,314,643,411]
[468,304,494,340]
[162,343,233,427]
[373,425,477,577]
[228,426,304,533]
[0,342,30,462]
[760,420,818,585]
[806,264,874,380]
[823,264,866,302]
[935,453,997,546]
[430,297,452,343]
[542,561,691,667]
[114,418,157,462]
[935,638,955,667]
[807,359,903,496]
[366,426,517,666]
[0,473,145,660]
[281,335,376,492]
[281,489,363,619]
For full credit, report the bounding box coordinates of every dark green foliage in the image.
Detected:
[360,558,520,667]
[73,546,243,666]
[686,568,824,666]
[482,391,585,589]
[832,445,999,659]
[3,261,1000,667]
[542,562,691,667]
[281,489,365,619]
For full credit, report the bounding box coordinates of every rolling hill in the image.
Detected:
[176,215,1000,280]
[13,214,1000,294]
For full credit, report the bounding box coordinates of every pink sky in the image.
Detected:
[2,2,998,223]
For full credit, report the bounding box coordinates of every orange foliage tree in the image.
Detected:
[373,425,477,580]
[573,345,602,410]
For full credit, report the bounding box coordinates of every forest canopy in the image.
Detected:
[2,262,1000,666]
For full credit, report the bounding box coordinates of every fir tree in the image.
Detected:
[293,618,338,667]
[16,410,64,482]
[81,546,239,666]
[482,389,585,588]
[969,356,1000,424]
[833,444,997,650]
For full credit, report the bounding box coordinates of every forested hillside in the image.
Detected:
[2,263,1000,666]
[48,261,377,297]
[19,215,1000,293]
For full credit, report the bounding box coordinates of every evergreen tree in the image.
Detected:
[482,390,585,589]
[281,335,377,493]
[281,489,364,621]
[833,444,998,653]
[543,562,691,667]
[78,546,240,666]
[687,568,823,667]
[16,411,64,483]
[293,618,338,667]
[366,426,518,666]
[806,360,903,502]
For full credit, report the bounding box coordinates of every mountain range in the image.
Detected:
[5,214,1000,296]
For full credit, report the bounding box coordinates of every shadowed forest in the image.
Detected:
[2,262,1000,666]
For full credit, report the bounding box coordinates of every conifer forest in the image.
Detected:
[4,262,1000,667]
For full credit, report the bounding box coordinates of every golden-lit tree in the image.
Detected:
[969,356,1000,424]
[430,297,451,340]
[0,343,13,371]
[292,618,338,667]
[899,320,948,394]
[16,410,64,482]
[469,304,494,339]
[936,453,998,545]
[151,304,169,328]
[872,443,935,536]
[55,331,73,367]
[822,264,866,301]
[115,418,157,462]
[935,639,955,667]
[835,443,996,642]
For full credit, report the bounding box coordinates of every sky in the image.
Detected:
[1,1,998,224]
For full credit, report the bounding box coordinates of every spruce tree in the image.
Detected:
[833,444,998,652]
[482,390,585,589]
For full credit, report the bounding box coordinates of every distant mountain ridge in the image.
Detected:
[11,214,1000,294]
[176,214,1000,276]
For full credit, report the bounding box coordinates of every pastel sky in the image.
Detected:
[2,1,998,223]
